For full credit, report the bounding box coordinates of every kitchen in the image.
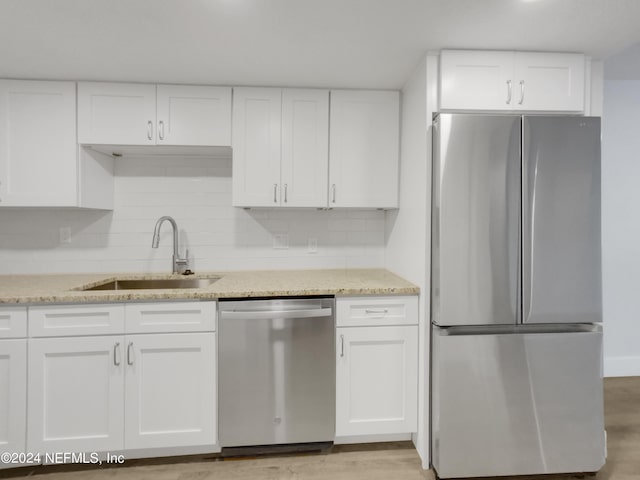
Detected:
[1,1,640,479]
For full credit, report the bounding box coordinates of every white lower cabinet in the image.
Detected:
[28,336,125,453]
[124,333,216,449]
[336,326,418,436]
[335,296,419,438]
[26,301,217,458]
[0,339,27,458]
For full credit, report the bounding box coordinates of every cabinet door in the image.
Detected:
[0,80,77,206]
[514,52,585,112]
[156,85,231,146]
[0,340,26,457]
[440,50,515,111]
[232,87,282,207]
[336,326,418,436]
[281,89,329,207]
[124,333,216,449]
[78,82,156,145]
[28,336,125,453]
[329,90,399,208]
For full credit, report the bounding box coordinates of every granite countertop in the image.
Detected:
[0,269,419,304]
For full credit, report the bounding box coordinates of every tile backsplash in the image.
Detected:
[0,156,385,274]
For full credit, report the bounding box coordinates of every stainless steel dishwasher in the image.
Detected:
[218,297,335,449]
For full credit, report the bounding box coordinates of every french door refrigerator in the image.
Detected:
[430,114,605,479]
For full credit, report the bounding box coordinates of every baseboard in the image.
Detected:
[604,355,640,377]
[333,433,412,445]
[117,444,221,460]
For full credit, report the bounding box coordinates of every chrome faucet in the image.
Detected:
[151,216,189,274]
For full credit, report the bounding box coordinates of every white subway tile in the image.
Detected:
[0,160,386,274]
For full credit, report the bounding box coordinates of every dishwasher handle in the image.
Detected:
[219,307,332,320]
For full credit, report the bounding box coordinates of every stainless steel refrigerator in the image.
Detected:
[430,114,605,479]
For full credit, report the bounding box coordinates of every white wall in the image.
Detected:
[602,79,640,376]
[0,155,385,274]
[384,53,438,469]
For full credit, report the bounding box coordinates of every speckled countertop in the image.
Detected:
[0,269,419,304]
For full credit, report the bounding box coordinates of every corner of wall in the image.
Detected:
[384,51,440,471]
[589,59,604,117]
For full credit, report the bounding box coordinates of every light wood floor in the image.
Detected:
[2,377,638,480]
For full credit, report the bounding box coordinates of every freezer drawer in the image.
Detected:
[431,326,605,478]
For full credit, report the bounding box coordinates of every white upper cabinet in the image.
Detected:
[156,85,231,146]
[232,87,329,208]
[440,50,585,112]
[78,82,156,145]
[513,52,585,112]
[281,89,329,207]
[78,82,232,146]
[232,87,282,207]
[440,51,516,111]
[329,90,399,208]
[0,80,77,206]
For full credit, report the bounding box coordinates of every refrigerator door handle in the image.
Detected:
[522,118,535,324]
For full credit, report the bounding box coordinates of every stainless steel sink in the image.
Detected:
[82,277,220,291]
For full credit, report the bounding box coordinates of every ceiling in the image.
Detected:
[1,0,640,89]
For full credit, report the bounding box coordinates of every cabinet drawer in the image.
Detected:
[336,296,418,327]
[125,301,216,334]
[29,304,125,337]
[0,307,27,338]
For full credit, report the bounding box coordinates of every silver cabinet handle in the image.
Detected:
[113,342,121,366]
[340,334,345,357]
[284,184,288,203]
[331,184,336,204]
[147,121,153,140]
[506,80,512,104]
[365,308,388,315]
[273,184,278,203]
[127,342,134,366]
[158,120,165,140]
[519,80,525,105]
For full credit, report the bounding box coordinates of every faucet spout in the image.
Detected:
[151,216,188,274]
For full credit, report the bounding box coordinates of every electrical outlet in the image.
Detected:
[59,227,72,244]
[308,237,318,254]
[273,234,289,249]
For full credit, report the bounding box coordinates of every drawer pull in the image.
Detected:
[365,308,388,315]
